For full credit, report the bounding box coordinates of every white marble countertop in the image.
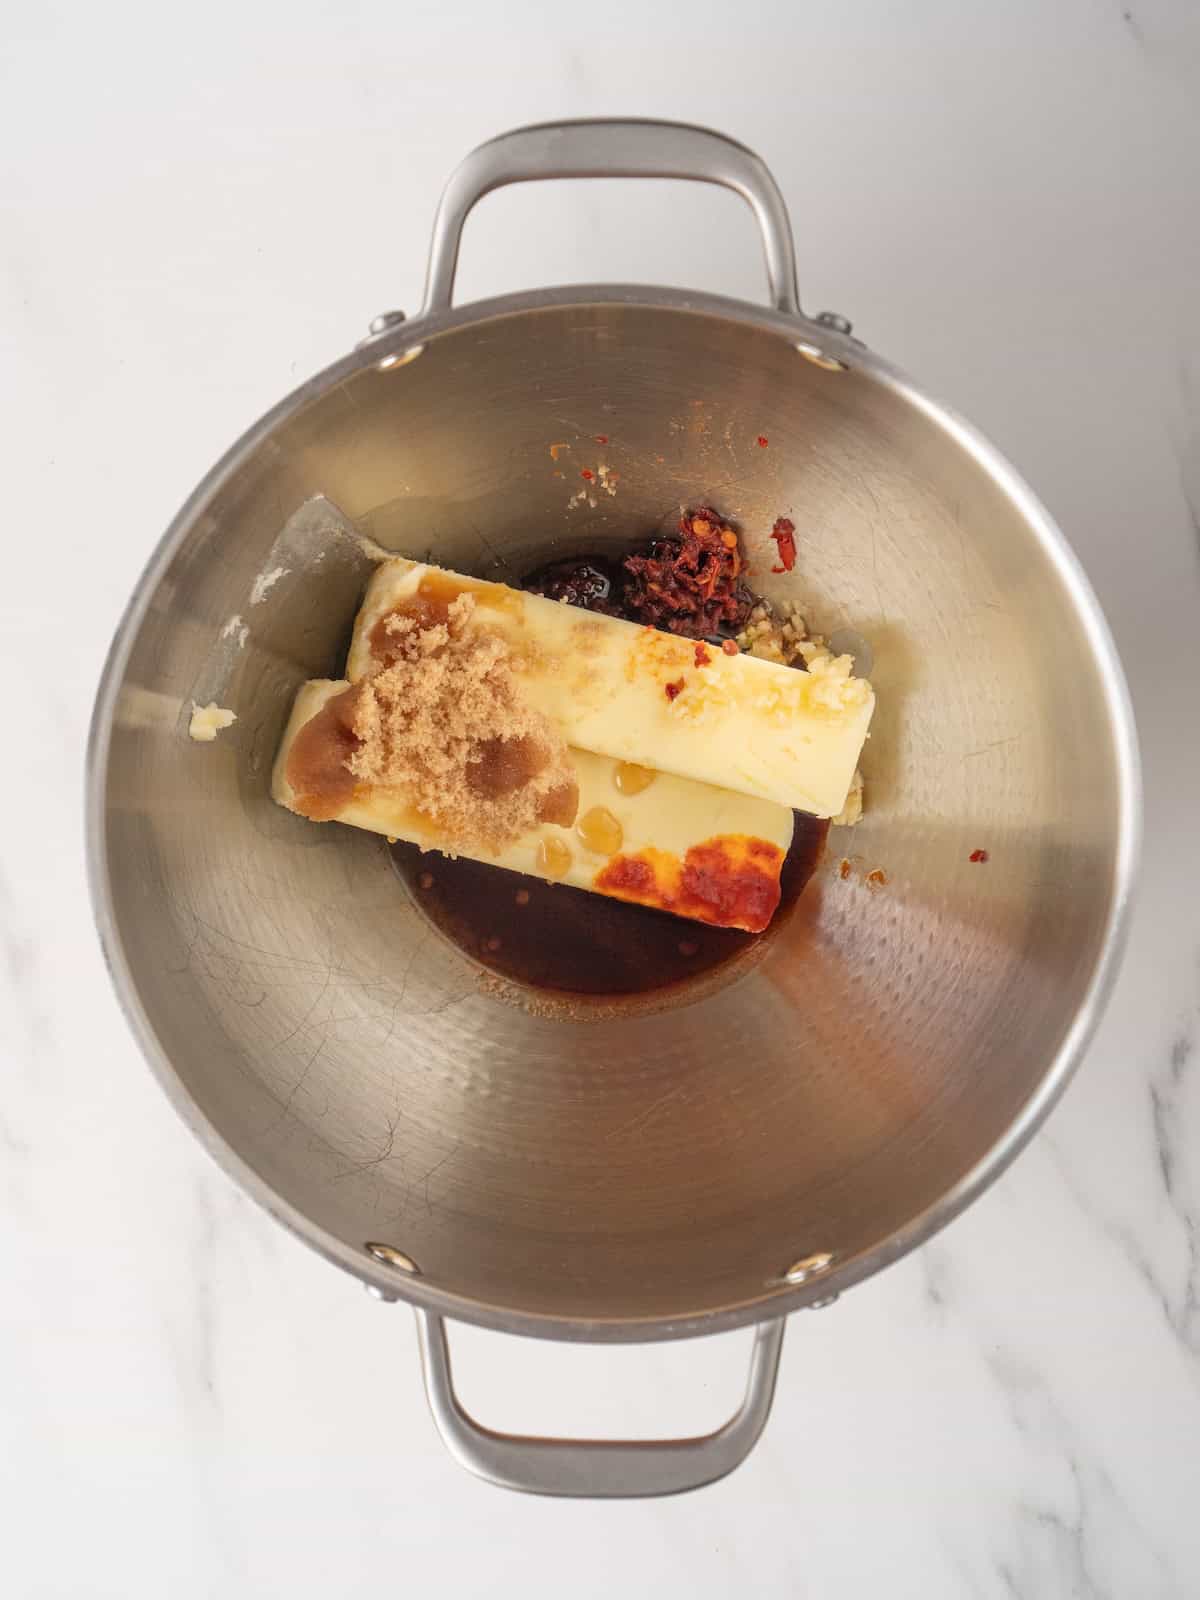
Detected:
[4,0,1199,1593]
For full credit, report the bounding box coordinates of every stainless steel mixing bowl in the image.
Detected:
[87,121,1140,1496]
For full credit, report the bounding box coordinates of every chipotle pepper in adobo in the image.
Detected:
[621,508,755,640]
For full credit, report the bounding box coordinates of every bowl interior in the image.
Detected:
[93,300,1131,1330]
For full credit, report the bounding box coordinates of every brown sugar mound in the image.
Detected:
[348,594,578,854]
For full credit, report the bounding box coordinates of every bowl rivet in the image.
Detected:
[375,343,426,371]
[815,310,853,336]
[365,1241,421,1274]
[780,1251,835,1285]
[795,341,848,372]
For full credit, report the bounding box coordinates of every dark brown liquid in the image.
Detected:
[390,811,828,999]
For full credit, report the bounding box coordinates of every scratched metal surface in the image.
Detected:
[92,298,1129,1330]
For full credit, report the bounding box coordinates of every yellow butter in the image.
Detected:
[272,680,794,932]
[347,559,873,818]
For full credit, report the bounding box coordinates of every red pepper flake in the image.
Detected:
[665,678,685,701]
[694,643,711,667]
[594,434,609,445]
[580,469,594,481]
[756,435,769,448]
[622,507,754,640]
[770,516,797,573]
[721,638,739,656]
[865,868,888,889]
[969,848,990,864]
[838,857,852,880]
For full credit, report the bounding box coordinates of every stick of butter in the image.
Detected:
[346,560,873,819]
[273,680,796,933]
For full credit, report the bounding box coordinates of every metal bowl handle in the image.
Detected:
[415,1309,786,1498]
[420,118,801,317]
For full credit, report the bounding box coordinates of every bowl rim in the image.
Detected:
[85,284,1143,1341]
